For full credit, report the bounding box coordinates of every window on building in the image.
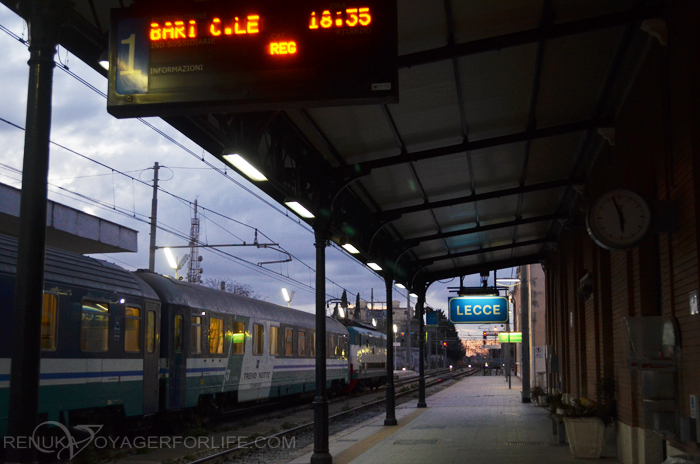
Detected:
[174,314,183,353]
[270,326,279,356]
[81,299,110,352]
[233,321,245,354]
[310,331,316,357]
[285,328,294,356]
[191,316,202,354]
[210,317,224,354]
[298,330,306,357]
[41,293,58,351]
[253,323,264,355]
[147,310,156,354]
[124,307,141,352]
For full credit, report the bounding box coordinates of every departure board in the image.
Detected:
[107,1,398,118]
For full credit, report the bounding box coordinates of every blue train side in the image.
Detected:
[0,233,385,438]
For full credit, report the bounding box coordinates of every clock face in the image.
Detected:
[586,188,652,251]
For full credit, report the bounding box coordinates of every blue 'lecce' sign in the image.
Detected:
[448,296,509,324]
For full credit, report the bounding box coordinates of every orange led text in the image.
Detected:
[309,7,371,29]
[210,15,260,36]
[150,20,197,41]
[269,41,297,55]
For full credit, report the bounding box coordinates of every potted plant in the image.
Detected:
[562,374,616,458]
[531,386,547,406]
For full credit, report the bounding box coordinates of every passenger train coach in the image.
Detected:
[0,233,386,439]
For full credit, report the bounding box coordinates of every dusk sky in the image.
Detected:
[0,5,515,338]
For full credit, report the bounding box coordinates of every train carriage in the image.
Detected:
[0,234,161,436]
[134,272,349,411]
[347,325,387,391]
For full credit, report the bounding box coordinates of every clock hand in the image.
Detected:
[611,197,625,233]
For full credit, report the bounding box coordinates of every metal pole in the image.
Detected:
[6,2,64,462]
[521,265,531,402]
[148,162,160,272]
[311,225,331,464]
[417,285,426,407]
[406,291,411,370]
[384,272,397,425]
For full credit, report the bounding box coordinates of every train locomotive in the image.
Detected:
[0,233,387,438]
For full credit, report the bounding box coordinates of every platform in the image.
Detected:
[284,374,620,464]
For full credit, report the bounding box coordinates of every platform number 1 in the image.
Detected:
[120,33,138,75]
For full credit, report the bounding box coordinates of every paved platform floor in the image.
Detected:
[285,374,620,464]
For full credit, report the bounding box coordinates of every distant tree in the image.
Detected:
[354,293,362,320]
[340,290,348,312]
[202,278,262,300]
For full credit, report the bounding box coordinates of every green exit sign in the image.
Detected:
[498,332,522,343]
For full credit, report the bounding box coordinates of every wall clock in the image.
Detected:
[585,188,652,251]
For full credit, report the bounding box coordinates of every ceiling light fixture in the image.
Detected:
[342,243,360,254]
[284,201,315,219]
[222,154,267,181]
[367,262,382,271]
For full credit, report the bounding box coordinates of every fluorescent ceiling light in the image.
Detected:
[338,307,345,318]
[223,154,267,181]
[164,247,177,269]
[342,243,360,254]
[367,262,382,271]
[409,293,418,298]
[496,278,520,283]
[285,201,315,219]
[395,283,405,289]
[98,50,109,70]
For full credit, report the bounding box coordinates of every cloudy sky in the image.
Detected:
[0,5,515,338]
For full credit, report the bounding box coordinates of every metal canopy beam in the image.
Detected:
[350,118,610,175]
[393,213,564,252]
[397,3,662,68]
[421,253,545,284]
[415,237,551,267]
[377,178,572,221]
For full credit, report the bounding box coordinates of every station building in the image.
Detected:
[513,5,700,461]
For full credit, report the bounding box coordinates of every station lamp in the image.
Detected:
[395,283,405,289]
[342,243,360,254]
[284,200,315,219]
[282,287,295,307]
[222,154,268,181]
[367,262,382,271]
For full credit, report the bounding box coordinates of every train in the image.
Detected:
[0,233,387,438]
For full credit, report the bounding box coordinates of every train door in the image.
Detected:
[142,302,160,414]
[169,311,187,409]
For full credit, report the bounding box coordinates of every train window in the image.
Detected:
[331,334,338,357]
[41,293,58,351]
[354,334,359,345]
[253,323,264,355]
[147,311,156,353]
[124,307,141,353]
[81,299,110,352]
[270,326,279,356]
[310,331,316,357]
[285,328,293,356]
[209,317,224,354]
[191,316,202,354]
[174,314,183,353]
[233,321,245,355]
[298,330,306,357]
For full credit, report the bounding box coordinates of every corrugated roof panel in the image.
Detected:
[413,152,473,203]
[519,188,567,217]
[468,142,527,192]
[551,0,636,24]
[398,0,448,55]
[307,105,399,163]
[389,61,463,152]
[361,164,425,210]
[451,0,544,44]
[535,27,624,127]
[459,45,537,141]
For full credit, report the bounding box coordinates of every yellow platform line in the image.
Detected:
[333,408,428,464]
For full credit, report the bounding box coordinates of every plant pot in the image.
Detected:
[563,417,605,458]
[537,396,549,407]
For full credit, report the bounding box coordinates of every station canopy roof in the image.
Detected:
[2,0,661,291]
